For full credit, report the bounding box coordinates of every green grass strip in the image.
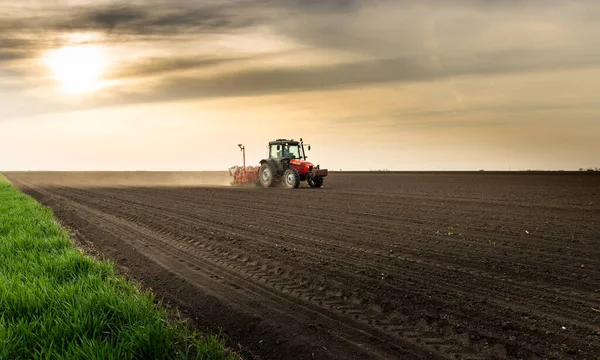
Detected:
[0,175,239,359]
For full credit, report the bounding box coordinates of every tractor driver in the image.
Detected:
[282,144,296,159]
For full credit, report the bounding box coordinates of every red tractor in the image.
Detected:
[229,138,328,189]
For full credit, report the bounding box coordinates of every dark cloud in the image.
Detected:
[2,0,361,38]
[96,46,600,108]
[87,5,146,33]
[108,55,248,79]
[0,37,38,65]
[5,2,257,37]
[0,2,260,67]
[0,50,28,62]
[72,4,257,35]
[283,0,360,12]
[0,38,31,49]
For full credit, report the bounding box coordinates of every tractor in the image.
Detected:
[259,138,328,189]
[229,138,328,189]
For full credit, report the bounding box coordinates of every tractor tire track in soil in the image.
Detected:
[5,172,600,360]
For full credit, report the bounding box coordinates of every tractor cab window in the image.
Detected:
[284,145,302,159]
[269,145,281,159]
[270,143,304,159]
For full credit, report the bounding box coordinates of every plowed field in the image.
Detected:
[5,171,600,360]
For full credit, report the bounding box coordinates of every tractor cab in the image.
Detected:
[268,139,307,161]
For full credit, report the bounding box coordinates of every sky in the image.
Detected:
[1,0,599,171]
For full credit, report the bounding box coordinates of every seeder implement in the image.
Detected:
[229,144,260,186]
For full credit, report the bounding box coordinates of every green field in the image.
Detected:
[0,175,238,359]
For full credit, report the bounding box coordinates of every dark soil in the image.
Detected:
[5,171,600,360]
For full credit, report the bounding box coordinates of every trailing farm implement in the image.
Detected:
[229,138,328,189]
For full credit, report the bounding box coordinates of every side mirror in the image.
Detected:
[308,145,311,151]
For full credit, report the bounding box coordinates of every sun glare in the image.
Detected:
[44,45,108,93]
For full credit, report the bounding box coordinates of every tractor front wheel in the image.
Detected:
[282,168,300,189]
[259,163,275,188]
[308,176,324,188]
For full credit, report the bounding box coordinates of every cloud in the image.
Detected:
[1,0,361,39]
[4,43,600,122]
[0,37,38,66]
[99,46,600,108]
[0,50,28,62]
[69,3,258,35]
[275,0,600,61]
[5,0,600,60]
[108,55,246,79]
[3,0,600,116]
[86,5,146,33]
[0,1,263,38]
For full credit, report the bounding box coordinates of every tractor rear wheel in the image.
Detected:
[259,163,275,188]
[309,176,324,188]
[282,168,300,189]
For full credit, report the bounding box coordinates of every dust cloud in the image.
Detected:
[3,172,233,188]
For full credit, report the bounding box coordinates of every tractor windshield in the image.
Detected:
[270,143,304,159]
[283,144,303,159]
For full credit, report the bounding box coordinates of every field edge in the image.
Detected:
[0,173,242,360]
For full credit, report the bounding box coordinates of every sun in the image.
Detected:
[44,45,108,93]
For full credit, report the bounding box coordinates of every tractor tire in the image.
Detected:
[309,176,324,188]
[259,163,275,188]
[282,168,300,189]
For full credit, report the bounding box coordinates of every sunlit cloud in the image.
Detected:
[42,45,117,93]
[58,32,105,45]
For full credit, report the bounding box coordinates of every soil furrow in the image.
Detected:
[38,184,600,358]
[6,172,600,360]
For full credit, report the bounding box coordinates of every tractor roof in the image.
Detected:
[269,139,299,146]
